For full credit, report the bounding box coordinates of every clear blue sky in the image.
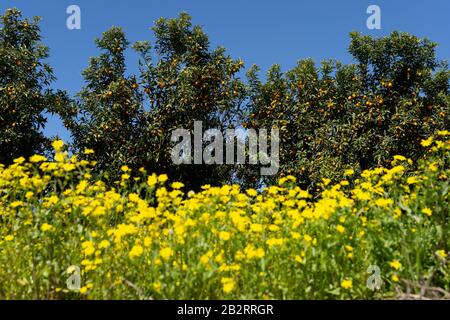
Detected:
[1,0,449,142]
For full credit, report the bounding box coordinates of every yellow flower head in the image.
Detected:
[129,245,144,259]
[389,260,402,270]
[436,250,448,259]
[219,231,231,241]
[171,182,184,189]
[437,130,449,136]
[304,234,313,243]
[159,247,174,261]
[99,240,110,249]
[40,223,54,232]
[52,139,64,151]
[421,208,432,217]
[266,238,285,247]
[147,174,157,186]
[13,156,26,164]
[250,223,263,233]
[344,169,355,176]
[221,277,235,293]
[341,279,353,289]
[29,155,47,163]
[393,155,406,162]
[420,137,433,147]
[406,176,420,185]
[158,174,168,183]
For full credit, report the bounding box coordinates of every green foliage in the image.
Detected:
[242,31,449,189]
[0,8,68,164]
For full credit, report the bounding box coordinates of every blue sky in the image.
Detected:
[1,0,449,142]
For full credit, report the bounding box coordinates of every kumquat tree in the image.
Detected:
[0,6,449,301]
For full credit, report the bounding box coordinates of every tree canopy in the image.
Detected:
[1,9,449,191]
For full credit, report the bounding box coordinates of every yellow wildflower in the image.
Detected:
[221,277,235,294]
[341,279,353,289]
[219,231,231,241]
[52,139,64,151]
[159,247,174,260]
[420,137,433,147]
[336,225,345,233]
[129,245,144,259]
[421,208,432,216]
[344,169,354,176]
[41,223,54,232]
[436,250,447,259]
[389,260,402,270]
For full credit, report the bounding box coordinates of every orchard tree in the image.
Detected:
[64,13,246,189]
[348,31,449,165]
[133,12,246,190]
[61,27,144,180]
[0,8,68,164]
[242,31,449,190]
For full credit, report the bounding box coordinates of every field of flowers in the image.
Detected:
[0,132,449,299]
